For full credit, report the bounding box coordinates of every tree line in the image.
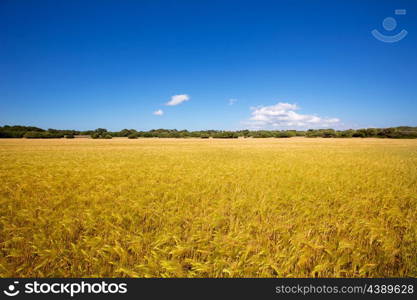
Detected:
[1,125,416,139]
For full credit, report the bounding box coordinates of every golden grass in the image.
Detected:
[0,138,416,277]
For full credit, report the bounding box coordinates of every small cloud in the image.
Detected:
[153,109,164,116]
[245,102,340,129]
[165,94,190,106]
[228,98,237,105]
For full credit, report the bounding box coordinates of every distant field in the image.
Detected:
[0,138,416,277]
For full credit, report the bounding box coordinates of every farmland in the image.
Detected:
[0,138,416,277]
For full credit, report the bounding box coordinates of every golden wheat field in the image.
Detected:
[0,138,416,278]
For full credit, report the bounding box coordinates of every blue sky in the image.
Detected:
[1,0,416,131]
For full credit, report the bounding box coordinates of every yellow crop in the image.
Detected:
[0,138,416,277]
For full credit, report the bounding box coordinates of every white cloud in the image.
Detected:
[165,94,190,106]
[246,102,340,128]
[153,109,164,116]
[228,98,237,105]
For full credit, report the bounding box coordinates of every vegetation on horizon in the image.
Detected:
[1,125,417,139]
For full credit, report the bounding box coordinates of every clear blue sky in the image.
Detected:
[1,0,416,131]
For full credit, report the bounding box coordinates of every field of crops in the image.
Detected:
[0,138,416,277]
